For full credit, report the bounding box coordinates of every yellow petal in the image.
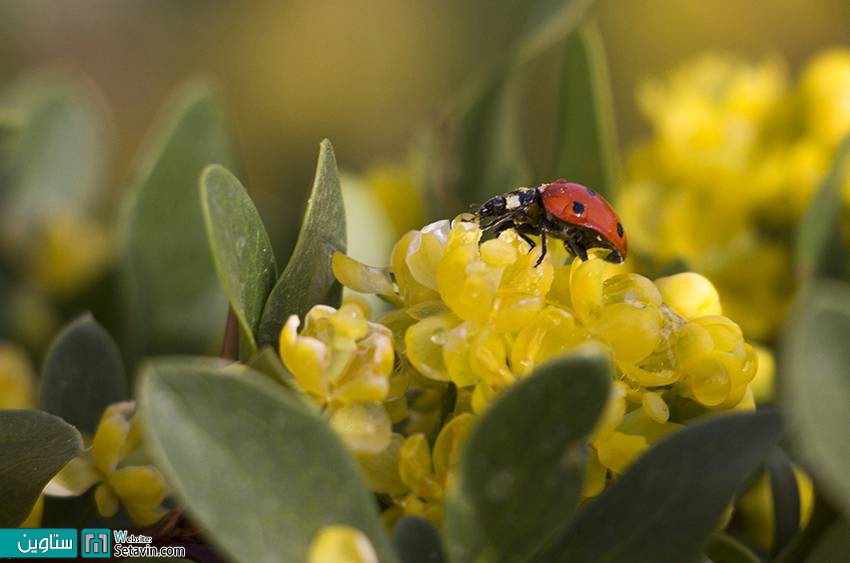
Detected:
[280,314,331,399]
[592,302,662,364]
[0,343,36,409]
[469,328,513,388]
[471,380,499,414]
[329,403,392,455]
[356,433,407,495]
[91,402,134,475]
[94,482,119,518]
[109,466,169,525]
[442,322,479,388]
[405,313,460,382]
[749,345,775,403]
[591,381,627,442]
[433,413,474,481]
[654,273,722,319]
[332,252,399,302]
[308,525,379,563]
[582,447,607,499]
[406,220,451,290]
[399,434,442,499]
[393,231,440,305]
[596,431,648,474]
[682,352,734,407]
[641,391,670,423]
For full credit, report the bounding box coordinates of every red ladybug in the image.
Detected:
[474,179,627,265]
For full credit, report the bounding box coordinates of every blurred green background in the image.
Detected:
[2,0,848,204]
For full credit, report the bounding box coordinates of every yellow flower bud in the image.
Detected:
[399,434,442,499]
[654,273,722,319]
[405,313,460,382]
[596,431,648,474]
[592,303,662,364]
[681,352,734,407]
[641,391,670,423]
[308,525,379,563]
[329,403,392,455]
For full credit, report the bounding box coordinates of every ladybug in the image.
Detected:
[474,179,627,266]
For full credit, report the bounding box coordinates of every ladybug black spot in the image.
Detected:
[616,222,624,237]
[572,201,585,216]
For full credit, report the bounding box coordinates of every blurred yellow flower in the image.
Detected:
[0,343,36,409]
[736,467,815,551]
[27,214,112,299]
[621,49,850,341]
[308,525,378,563]
[45,401,169,526]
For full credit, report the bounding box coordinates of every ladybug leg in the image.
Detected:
[516,231,536,250]
[534,229,548,267]
[566,238,588,262]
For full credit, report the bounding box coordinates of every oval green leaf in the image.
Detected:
[0,71,110,238]
[393,516,446,563]
[40,313,128,435]
[530,410,783,563]
[548,21,620,201]
[200,165,277,358]
[444,348,612,563]
[0,410,82,526]
[120,79,236,357]
[781,280,850,520]
[257,139,346,347]
[138,358,395,563]
[795,137,850,280]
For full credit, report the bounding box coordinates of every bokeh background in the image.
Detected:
[3,0,849,208]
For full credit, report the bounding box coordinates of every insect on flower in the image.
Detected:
[472,179,627,266]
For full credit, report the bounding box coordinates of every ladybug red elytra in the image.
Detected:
[473,179,627,266]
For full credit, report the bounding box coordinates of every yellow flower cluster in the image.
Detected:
[279,218,765,527]
[620,49,850,340]
[45,401,169,526]
[280,304,399,455]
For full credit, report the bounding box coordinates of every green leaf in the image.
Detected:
[120,79,236,357]
[200,165,277,358]
[0,409,82,527]
[0,72,110,237]
[138,358,395,563]
[780,280,850,520]
[514,0,595,66]
[531,410,783,563]
[705,533,761,563]
[806,519,850,562]
[435,69,532,209]
[795,136,850,280]
[40,313,128,435]
[429,0,598,210]
[257,139,346,347]
[548,21,620,200]
[764,447,800,555]
[393,516,446,563]
[444,349,611,563]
